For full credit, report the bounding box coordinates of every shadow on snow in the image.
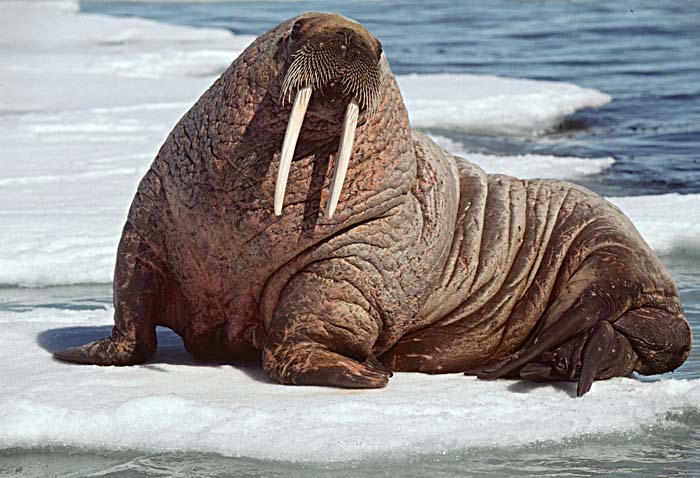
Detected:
[35,325,271,383]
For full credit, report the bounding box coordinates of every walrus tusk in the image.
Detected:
[326,99,359,218]
[275,86,312,216]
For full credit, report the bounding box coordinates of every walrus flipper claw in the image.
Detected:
[365,354,393,377]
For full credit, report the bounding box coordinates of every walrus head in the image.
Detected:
[272,14,384,218]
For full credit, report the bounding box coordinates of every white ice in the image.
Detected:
[610,194,700,257]
[397,73,611,136]
[1,1,699,460]
[0,0,252,287]
[430,134,616,179]
[1,307,699,462]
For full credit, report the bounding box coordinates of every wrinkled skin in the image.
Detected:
[55,13,692,396]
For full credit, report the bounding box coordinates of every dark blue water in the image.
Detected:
[81,0,700,197]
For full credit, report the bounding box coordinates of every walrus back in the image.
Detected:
[384,132,689,376]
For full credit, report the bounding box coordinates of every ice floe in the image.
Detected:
[610,194,700,258]
[0,307,698,461]
[430,134,616,179]
[398,73,611,136]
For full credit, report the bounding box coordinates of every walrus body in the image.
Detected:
[55,13,691,396]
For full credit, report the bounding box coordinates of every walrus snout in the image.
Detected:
[279,15,382,111]
[274,13,382,218]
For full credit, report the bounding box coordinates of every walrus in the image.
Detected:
[54,12,691,396]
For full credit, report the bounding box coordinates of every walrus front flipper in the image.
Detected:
[263,268,390,389]
[264,345,391,388]
[53,332,154,366]
[53,221,162,366]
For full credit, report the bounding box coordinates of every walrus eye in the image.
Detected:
[290,22,302,39]
[374,39,383,59]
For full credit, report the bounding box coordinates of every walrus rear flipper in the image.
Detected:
[476,254,641,395]
[476,248,692,395]
[53,329,156,366]
[517,321,638,397]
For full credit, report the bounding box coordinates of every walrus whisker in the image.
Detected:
[326,99,359,218]
[275,86,312,216]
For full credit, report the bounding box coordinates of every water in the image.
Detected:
[3,421,700,477]
[2,1,699,476]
